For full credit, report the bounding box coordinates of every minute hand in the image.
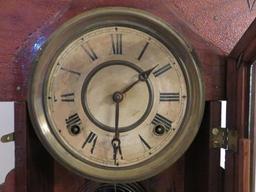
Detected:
[121,65,158,94]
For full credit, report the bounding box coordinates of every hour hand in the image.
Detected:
[139,64,159,81]
[121,64,158,94]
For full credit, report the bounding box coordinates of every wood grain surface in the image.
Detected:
[230,18,256,63]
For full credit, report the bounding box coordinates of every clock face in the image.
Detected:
[46,26,187,167]
[29,7,204,182]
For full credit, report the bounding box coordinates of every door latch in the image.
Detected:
[210,127,237,152]
[1,132,15,143]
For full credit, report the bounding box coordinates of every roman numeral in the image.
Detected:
[60,67,81,76]
[137,42,149,61]
[111,34,122,55]
[139,135,151,150]
[152,113,172,131]
[65,113,81,129]
[82,131,98,154]
[153,64,172,77]
[160,92,180,102]
[81,44,98,61]
[61,93,75,102]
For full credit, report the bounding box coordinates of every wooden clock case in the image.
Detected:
[1,1,256,192]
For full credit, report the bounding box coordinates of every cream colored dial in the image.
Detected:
[45,26,187,167]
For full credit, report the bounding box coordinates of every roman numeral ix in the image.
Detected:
[160,92,180,102]
[152,113,172,131]
[111,34,122,55]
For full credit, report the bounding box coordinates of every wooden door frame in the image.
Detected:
[225,18,256,192]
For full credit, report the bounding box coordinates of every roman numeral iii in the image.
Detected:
[152,113,172,131]
[111,34,122,55]
[160,92,180,102]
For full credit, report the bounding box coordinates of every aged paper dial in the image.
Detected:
[29,7,204,182]
[46,26,187,167]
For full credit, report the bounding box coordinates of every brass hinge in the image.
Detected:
[210,128,238,152]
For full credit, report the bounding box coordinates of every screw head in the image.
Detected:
[212,128,219,136]
[70,125,80,135]
[139,73,147,81]
[112,92,124,102]
[154,125,165,136]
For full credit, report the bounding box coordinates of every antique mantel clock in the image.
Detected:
[1,1,256,192]
[28,7,204,182]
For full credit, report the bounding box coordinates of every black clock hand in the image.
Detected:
[112,92,123,165]
[120,79,140,95]
[112,92,123,138]
[110,65,158,164]
[121,64,158,94]
[112,140,118,164]
[114,99,120,138]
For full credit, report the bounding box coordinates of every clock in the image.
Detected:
[28,7,204,183]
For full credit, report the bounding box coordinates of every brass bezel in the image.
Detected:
[28,7,205,183]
